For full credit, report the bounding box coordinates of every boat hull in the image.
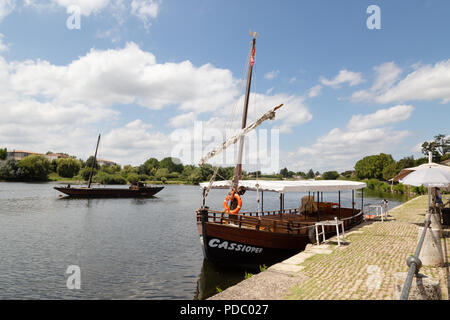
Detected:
[199,222,310,269]
[197,210,363,269]
[54,186,164,198]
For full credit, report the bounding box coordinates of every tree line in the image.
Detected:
[0,134,447,185]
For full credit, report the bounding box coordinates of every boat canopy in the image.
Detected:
[200,180,366,193]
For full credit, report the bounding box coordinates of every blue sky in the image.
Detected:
[0,0,449,173]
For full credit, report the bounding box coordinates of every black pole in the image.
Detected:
[87,134,101,188]
[361,188,364,212]
[338,190,341,220]
[261,191,264,212]
[352,190,355,215]
[317,191,320,221]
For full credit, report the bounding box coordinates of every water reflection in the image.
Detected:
[195,259,257,300]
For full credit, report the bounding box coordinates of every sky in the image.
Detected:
[0,0,449,173]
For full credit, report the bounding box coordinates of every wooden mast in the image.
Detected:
[232,32,257,191]
[87,134,101,188]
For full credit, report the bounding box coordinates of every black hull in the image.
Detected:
[201,234,303,269]
[197,209,364,269]
[54,186,164,198]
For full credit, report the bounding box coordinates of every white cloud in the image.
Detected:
[307,85,322,98]
[264,70,279,80]
[320,69,363,88]
[169,112,196,127]
[285,105,414,172]
[131,0,159,30]
[351,59,450,105]
[346,104,414,131]
[375,59,450,104]
[8,42,238,113]
[101,119,171,164]
[351,62,402,102]
[0,0,15,21]
[0,42,311,165]
[0,33,8,52]
[53,0,111,16]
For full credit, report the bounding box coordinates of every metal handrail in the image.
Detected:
[400,213,432,300]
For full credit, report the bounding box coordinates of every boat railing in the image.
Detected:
[197,208,364,235]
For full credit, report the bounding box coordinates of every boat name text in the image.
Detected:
[208,238,263,254]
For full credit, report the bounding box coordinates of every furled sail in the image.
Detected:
[198,104,283,167]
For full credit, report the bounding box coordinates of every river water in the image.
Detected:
[0,182,406,299]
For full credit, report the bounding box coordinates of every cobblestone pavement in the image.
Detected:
[285,195,450,300]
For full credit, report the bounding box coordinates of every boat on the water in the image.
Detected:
[54,134,164,198]
[195,32,365,268]
[54,182,164,198]
[197,180,365,268]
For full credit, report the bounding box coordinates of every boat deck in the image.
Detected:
[197,204,363,236]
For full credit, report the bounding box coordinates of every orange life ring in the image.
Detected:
[223,193,242,215]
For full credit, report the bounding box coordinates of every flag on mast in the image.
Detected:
[250,47,256,66]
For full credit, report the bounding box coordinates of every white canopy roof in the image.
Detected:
[200,180,366,193]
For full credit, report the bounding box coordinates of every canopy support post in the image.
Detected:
[338,190,341,220]
[361,188,364,213]
[352,190,355,216]
[317,191,320,222]
[261,191,264,213]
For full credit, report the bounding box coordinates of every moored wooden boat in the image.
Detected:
[196,180,365,268]
[54,184,164,198]
[194,32,366,269]
[54,134,164,198]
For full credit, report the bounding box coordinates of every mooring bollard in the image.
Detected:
[429,212,442,237]
[394,272,442,300]
[418,227,444,267]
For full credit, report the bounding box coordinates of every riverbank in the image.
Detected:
[210,195,450,300]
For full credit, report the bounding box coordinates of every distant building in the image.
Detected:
[293,175,305,180]
[97,158,117,167]
[45,153,70,161]
[441,159,450,166]
[7,150,44,161]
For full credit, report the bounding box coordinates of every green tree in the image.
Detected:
[306,169,315,179]
[0,159,24,181]
[0,148,7,160]
[188,168,203,185]
[159,157,183,173]
[354,153,395,180]
[127,172,139,184]
[382,162,398,181]
[18,155,51,181]
[155,168,169,181]
[322,171,340,180]
[396,156,415,171]
[56,158,81,178]
[79,167,96,181]
[85,156,99,169]
[421,134,449,163]
[280,167,289,178]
